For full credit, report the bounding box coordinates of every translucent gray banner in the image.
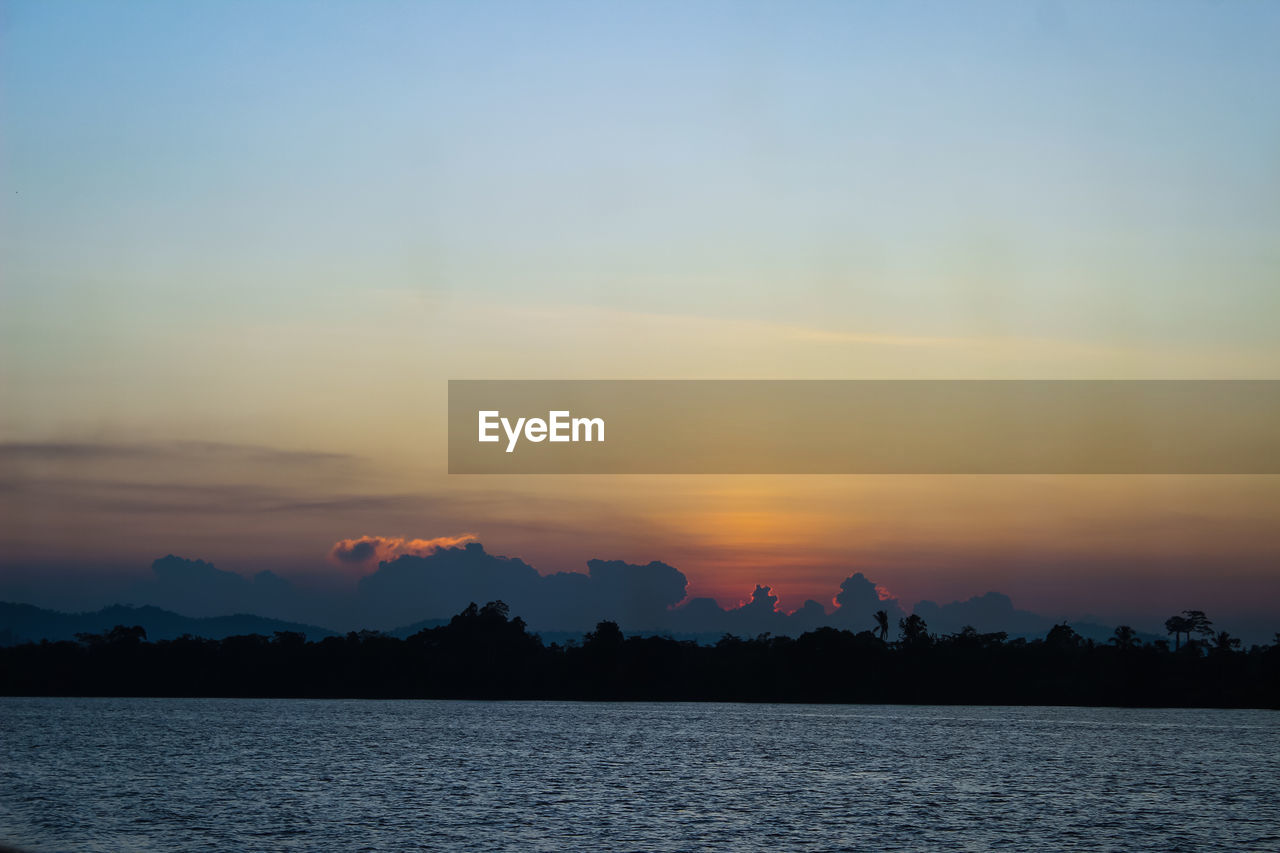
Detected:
[448,380,1280,474]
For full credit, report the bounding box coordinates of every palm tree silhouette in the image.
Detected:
[1165,611,1214,652]
[1212,631,1240,654]
[1165,615,1191,651]
[873,609,889,642]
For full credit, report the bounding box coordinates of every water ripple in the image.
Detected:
[0,699,1277,852]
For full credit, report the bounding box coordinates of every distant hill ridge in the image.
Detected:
[0,600,1169,649]
[0,602,336,645]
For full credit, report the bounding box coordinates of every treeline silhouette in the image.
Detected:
[2,602,1276,707]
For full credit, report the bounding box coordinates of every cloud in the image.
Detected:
[912,592,1049,637]
[116,547,916,639]
[0,440,355,466]
[721,585,788,637]
[0,479,425,516]
[0,439,414,525]
[746,585,780,613]
[329,534,479,568]
[357,542,549,627]
[356,543,689,630]
[580,559,689,625]
[10,541,1166,643]
[830,572,906,631]
[124,555,300,619]
[661,577,899,639]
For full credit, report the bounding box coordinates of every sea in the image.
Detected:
[1,698,1277,852]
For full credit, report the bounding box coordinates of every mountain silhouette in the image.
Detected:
[0,602,334,646]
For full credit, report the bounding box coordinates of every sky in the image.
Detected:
[2,0,1279,636]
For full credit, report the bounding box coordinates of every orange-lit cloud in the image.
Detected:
[329,534,478,569]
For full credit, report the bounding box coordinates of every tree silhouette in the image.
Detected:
[1,601,1275,706]
[1109,625,1140,651]
[1166,610,1215,653]
[1182,610,1213,641]
[481,600,510,620]
[1212,631,1241,654]
[584,620,624,650]
[1165,615,1191,651]
[873,609,890,642]
[75,624,147,647]
[948,626,1008,649]
[897,614,931,646]
[1045,623,1083,649]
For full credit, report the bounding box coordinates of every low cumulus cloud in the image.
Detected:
[356,544,691,630]
[125,555,299,620]
[352,546,880,636]
[105,544,921,638]
[912,591,1049,636]
[352,542,914,638]
[21,540,1038,641]
[329,534,478,568]
[832,572,906,628]
[662,574,907,639]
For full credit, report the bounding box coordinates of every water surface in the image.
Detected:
[1,699,1277,851]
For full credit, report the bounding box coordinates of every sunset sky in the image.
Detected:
[3,1,1279,632]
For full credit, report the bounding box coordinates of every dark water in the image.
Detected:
[1,699,1277,852]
